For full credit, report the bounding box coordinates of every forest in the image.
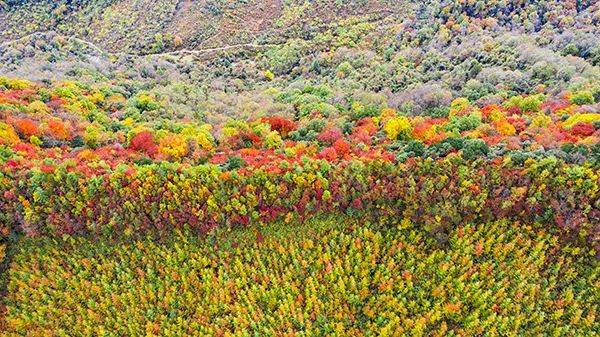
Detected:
[0,0,598,335]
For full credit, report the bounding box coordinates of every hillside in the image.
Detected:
[1,1,600,113]
[0,0,402,53]
[0,0,599,334]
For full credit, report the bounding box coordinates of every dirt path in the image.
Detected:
[0,31,274,59]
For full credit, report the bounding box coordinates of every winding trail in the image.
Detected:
[0,31,275,58]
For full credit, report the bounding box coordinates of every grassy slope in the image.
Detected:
[1,216,598,336]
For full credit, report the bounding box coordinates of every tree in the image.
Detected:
[384,116,412,141]
[129,131,158,156]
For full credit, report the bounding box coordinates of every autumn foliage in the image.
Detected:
[0,79,598,282]
[128,131,158,156]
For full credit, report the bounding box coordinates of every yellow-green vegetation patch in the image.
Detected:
[2,219,599,336]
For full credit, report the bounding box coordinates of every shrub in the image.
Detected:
[12,118,39,138]
[223,155,246,170]
[130,93,160,112]
[27,100,50,114]
[158,133,188,159]
[563,113,600,129]
[70,135,84,148]
[506,95,544,113]
[4,78,33,90]
[495,119,517,136]
[531,114,553,128]
[444,114,481,133]
[83,123,105,149]
[384,116,412,140]
[181,124,214,151]
[570,91,595,105]
[316,126,343,145]
[332,138,351,155]
[571,123,595,137]
[29,135,42,146]
[129,131,158,156]
[424,106,450,118]
[0,122,19,145]
[47,119,71,141]
[265,130,283,149]
[265,40,307,75]
[261,117,297,137]
[461,139,489,160]
[290,119,326,142]
[263,69,275,81]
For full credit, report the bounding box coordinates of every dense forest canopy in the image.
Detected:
[0,1,599,335]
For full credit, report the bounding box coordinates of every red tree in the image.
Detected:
[129,131,158,156]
